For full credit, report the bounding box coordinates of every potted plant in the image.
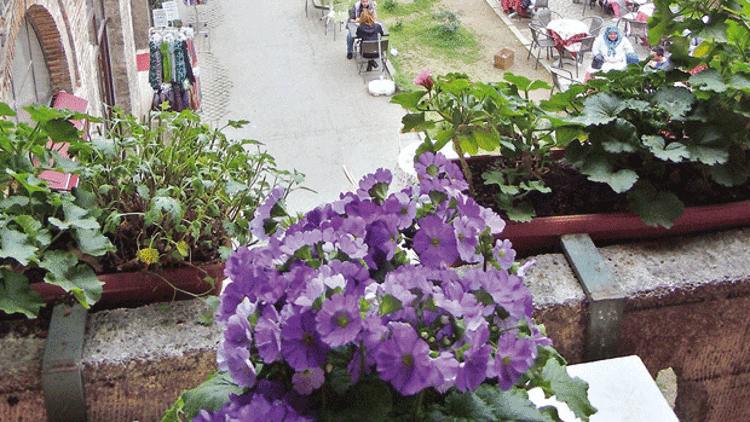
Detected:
[162,152,596,422]
[0,104,304,318]
[391,0,750,254]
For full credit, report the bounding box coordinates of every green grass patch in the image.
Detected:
[378,2,482,91]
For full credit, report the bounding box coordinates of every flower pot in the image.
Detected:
[450,155,750,255]
[30,263,225,310]
[501,201,750,255]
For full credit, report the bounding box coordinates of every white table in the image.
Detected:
[546,19,588,67]
[529,355,680,422]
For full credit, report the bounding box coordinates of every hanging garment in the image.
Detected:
[148,38,163,90]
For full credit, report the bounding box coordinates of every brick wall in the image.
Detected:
[0,0,147,117]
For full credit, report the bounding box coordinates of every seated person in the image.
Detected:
[356,9,385,71]
[589,26,639,73]
[647,45,670,70]
[346,0,377,59]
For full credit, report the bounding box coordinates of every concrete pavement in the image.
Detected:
[187,0,411,215]
[186,0,649,214]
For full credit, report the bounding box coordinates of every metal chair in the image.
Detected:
[582,16,603,37]
[581,0,598,16]
[357,36,389,77]
[549,67,581,95]
[527,24,557,69]
[534,9,562,27]
[573,35,596,77]
[617,17,648,45]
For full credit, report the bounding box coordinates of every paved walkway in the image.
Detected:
[187,0,412,214]
[186,0,649,214]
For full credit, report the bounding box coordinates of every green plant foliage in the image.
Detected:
[0,104,110,317]
[392,72,578,222]
[0,104,305,318]
[73,108,305,275]
[160,371,245,422]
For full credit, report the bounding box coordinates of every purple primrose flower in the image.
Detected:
[376,322,434,395]
[413,214,459,268]
[316,293,363,347]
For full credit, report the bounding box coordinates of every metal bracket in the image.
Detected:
[42,302,88,422]
[560,233,626,361]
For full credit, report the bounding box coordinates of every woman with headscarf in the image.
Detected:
[590,26,639,73]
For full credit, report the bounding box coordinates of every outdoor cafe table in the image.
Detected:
[546,18,588,68]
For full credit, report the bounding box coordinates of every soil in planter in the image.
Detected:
[465,156,750,219]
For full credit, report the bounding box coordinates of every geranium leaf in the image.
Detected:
[580,159,638,193]
[502,200,535,223]
[391,90,428,110]
[642,136,689,162]
[179,371,244,420]
[686,144,729,165]
[0,269,45,318]
[570,93,626,126]
[627,183,685,228]
[689,68,727,93]
[152,196,184,224]
[540,359,597,422]
[652,86,696,118]
[0,227,38,266]
[40,250,103,307]
[74,228,115,257]
[474,385,557,422]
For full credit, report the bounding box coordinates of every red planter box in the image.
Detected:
[501,201,750,255]
[31,263,225,310]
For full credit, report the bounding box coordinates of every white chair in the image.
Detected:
[357,36,389,78]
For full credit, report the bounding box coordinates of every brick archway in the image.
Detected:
[24,5,73,94]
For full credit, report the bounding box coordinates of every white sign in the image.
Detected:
[162,0,180,21]
[152,9,168,27]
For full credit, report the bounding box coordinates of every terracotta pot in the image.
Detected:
[31,263,225,310]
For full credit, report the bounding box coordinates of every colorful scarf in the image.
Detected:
[603,26,623,56]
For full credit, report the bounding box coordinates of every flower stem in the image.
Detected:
[413,390,425,422]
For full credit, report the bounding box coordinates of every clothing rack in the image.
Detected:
[148,26,201,112]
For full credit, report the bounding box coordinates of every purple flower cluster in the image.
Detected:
[201,152,551,421]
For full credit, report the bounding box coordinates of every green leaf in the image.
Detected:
[391,90,428,110]
[688,68,727,93]
[0,269,45,318]
[0,228,38,266]
[627,183,685,228]
[580,159,639,193]
[642,136,689,162]
[428,389,495,422]
[474,385,557,422]
[651,86,696,119]
[179,371,244,420]
[540,359,597,422]
[379,293,404,316]
[401,112,429,133]
[686,144,729,165]
[502,200,535,223]
[74,228,116,257]
[40,250,103,307]
[570,93,626,126]
[152,196,184,224]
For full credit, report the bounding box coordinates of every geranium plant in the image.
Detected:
[392,71,579,222]
[553,0,750,228]
[164,152,595,421]
[0,103,112,317]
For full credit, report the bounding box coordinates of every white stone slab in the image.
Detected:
[528,355,679,422]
